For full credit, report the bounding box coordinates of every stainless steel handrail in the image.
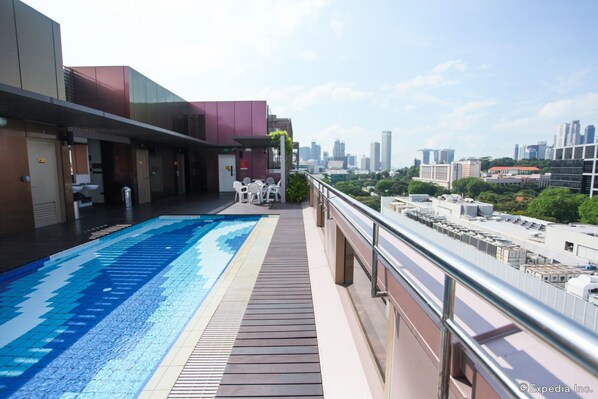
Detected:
[307,174,598,398]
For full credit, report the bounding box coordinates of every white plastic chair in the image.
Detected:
[265,181,281,202]
[247,182,262,205]
[265,177,275,185]
[233,181,248,203]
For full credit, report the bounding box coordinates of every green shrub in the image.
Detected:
[286,173,309,203]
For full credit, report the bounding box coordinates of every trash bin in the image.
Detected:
[73,200,80,220]
[121,186,132,208]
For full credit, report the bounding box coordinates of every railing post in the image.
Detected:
[371,223,380,298]
[438,276,456,399]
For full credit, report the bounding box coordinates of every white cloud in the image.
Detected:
[330,18,344,37]
[391,60,467,96]
[431,60,467,74]
[493,92,598,132]
[298,50,319,61]
[260,82,371,113]
[537,93,598,120]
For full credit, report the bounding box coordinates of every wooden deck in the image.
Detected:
[215,203,324,398]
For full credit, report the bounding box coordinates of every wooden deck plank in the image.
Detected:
[231,346,319,355]
[214,205,323,399]
[220,373,322,385]
[224,363,321,374]
[226,354,320,364]
[216,384,324,397]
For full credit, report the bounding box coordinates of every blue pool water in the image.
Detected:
[0,215,259,398]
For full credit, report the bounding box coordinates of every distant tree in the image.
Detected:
[451,177,491,198]
[375,179,408,196]
[490,157,516,167]
[355,196,381,212]
[477,191,500,204]
[527,188,587,223]
[408,180,442,196]
[335,181,364,197]
[579,196,598,224]
[479,156,492,171]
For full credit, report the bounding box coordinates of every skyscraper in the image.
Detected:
[438,149,455,164]
[514,144,520,161]
[332,140,345,159]
[419,149,433,164]
[586,125,596,144]
[381,130,392,170]
[310,141,321,163]
[361,156,370,171]
[299,146,311,162]
[556,123,570,148]
[569,120,581,145]
[370,142,380,172]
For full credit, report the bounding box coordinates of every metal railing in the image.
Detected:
[307,175,598,399]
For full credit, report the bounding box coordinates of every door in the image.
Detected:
[27,139,63,228]
[176,153,186,195]
[218,154,236,192]
[136,149,151,204]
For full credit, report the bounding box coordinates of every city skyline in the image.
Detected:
[22,0,598,167]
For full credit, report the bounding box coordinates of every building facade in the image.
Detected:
[415,160,481,190]
[0,0,291,237]
[370,142,380,172]
[381,130,391,170]
[551,142,598,196]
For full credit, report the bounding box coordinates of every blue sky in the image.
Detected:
[23,0,598,167]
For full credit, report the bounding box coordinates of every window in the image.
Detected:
[267,147,281,169]
[565,241,574,252]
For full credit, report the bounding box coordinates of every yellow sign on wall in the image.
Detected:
[38,158,46,164]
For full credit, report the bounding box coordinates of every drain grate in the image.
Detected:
[168,302,247,398]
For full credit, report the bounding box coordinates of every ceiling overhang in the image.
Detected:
[0,83,212,148]
[232,135,277,148]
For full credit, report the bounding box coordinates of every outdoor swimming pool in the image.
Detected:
[0,215,260,398]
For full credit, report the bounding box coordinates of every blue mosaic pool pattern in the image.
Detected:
[0,215,259,398]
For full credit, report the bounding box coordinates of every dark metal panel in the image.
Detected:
[96,66,128,117]
[14,0,60,98]
[0,0,21,88]
[51,21,66,100]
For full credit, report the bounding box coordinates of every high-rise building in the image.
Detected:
[361,156,370,171]
[570,120,581,145]
[381,130,392,170]
[514,144,520,161]
[438,149,455,164]
[419,149,433,164]
[370,142,380,172]
[586,125,596,144]
[310,141,321,163]
[299,146,311,162]
[332,140,345,159]
[556,123,570,148]
[347,154,357,168]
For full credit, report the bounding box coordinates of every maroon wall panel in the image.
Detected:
[251,101,267,135]
[96,66,128,117]
[217,102,235,145]
[234,101,252,136]
[204,102,218,144]
[71,67,99,110]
